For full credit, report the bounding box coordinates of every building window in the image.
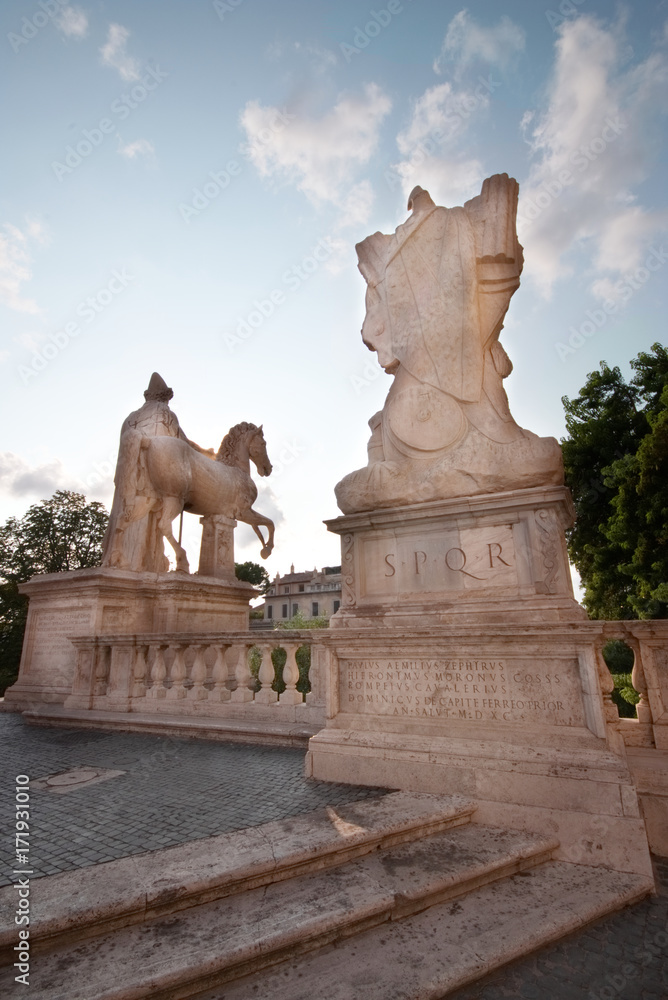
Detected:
[282,604,288,618]
[299,584,305,592]
[283,586,289,594]
[267,606,273,619]
[312,602,318,616]
[292,603,299,616]
[333,600,340,613]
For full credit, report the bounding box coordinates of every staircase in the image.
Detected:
[0,792,652,1000]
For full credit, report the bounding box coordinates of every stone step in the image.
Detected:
[0,823,559,1000]
[0,792,475,961]
[199,861,653,1000]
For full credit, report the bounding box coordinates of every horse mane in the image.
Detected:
[218,422,260,466]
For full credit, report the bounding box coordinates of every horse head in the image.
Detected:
[248,424,272,477]
[218,422,272,477]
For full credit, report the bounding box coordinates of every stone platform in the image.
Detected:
[4,567,254,712]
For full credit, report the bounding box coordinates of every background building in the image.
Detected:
[260,565,342,622]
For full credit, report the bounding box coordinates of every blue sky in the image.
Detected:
[1,0,667,579]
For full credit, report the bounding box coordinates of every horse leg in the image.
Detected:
[157,498,190,572]
[239,507,275,559]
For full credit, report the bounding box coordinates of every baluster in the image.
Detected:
[230,643,254,703]
[131,644,149,700]
[166,643,188,701]
[210,644,232,702]
[279,642,303,705]
[254,643,278,704]
[630,642,653,726]
[189,644,208,700]
[148,644,167,700]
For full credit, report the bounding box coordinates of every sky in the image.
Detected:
[1,0,667,582]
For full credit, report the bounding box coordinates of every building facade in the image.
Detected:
[260,565,342,621]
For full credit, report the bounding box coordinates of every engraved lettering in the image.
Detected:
[384,553,396,577]
[488,542,510,568]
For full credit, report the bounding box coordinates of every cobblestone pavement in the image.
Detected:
[0,713,387,885]
[446,856,668,1000]
[2,713,667,997]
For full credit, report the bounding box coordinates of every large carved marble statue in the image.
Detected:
[335,174,564,514]
[101,373,274,573]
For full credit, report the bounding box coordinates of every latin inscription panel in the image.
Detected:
[340,655,586,727]
[359,524,519,599]
[28,607,93,685]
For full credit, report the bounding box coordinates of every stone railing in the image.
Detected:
[602,621,668,750]
[64,631,326,727]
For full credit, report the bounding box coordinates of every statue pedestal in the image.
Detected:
[325,486,586,628]
[4,567,254,712]
[307,486,653,878]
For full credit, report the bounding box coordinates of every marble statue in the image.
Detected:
[101,373,274,573]
[335,175,563,514]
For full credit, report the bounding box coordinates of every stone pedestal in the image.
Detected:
[198,515,237,581]
[307,485,654,878]
[326,486,586,627]
[4,567,254,712]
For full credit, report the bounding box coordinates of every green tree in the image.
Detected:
[0,491,108,694]
[234,561,271,594]
[561,343,668,620]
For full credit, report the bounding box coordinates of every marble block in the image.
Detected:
[326,485,585,627]
[3,568,254,712]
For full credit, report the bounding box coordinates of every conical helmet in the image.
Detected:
[144,372,173,402]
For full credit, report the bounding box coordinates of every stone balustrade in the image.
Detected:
[601,621,668,750]
[65,631,326,727]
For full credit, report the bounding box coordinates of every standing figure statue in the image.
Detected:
[102,373,274,573]
[335,174,564,514]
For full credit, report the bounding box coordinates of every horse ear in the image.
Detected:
[259,424,263,432]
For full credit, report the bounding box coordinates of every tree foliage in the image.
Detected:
[234,561,271,594]
[0,491,109,694]
[562,343,668,619]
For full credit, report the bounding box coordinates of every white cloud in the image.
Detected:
[391,81,490,205]
[100,23,141,82]
[0,221,49,315]
[434,9,525,77]
[397,81,489,155]
[118,138,154,159]
[55,6,88,38]
[240,84,391,220]
[0,453,79,500]
[518,15,668,298]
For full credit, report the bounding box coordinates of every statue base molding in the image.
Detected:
[326,485,586,628]
[4,568,254,712]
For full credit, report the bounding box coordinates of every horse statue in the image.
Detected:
[103,420,274,574]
